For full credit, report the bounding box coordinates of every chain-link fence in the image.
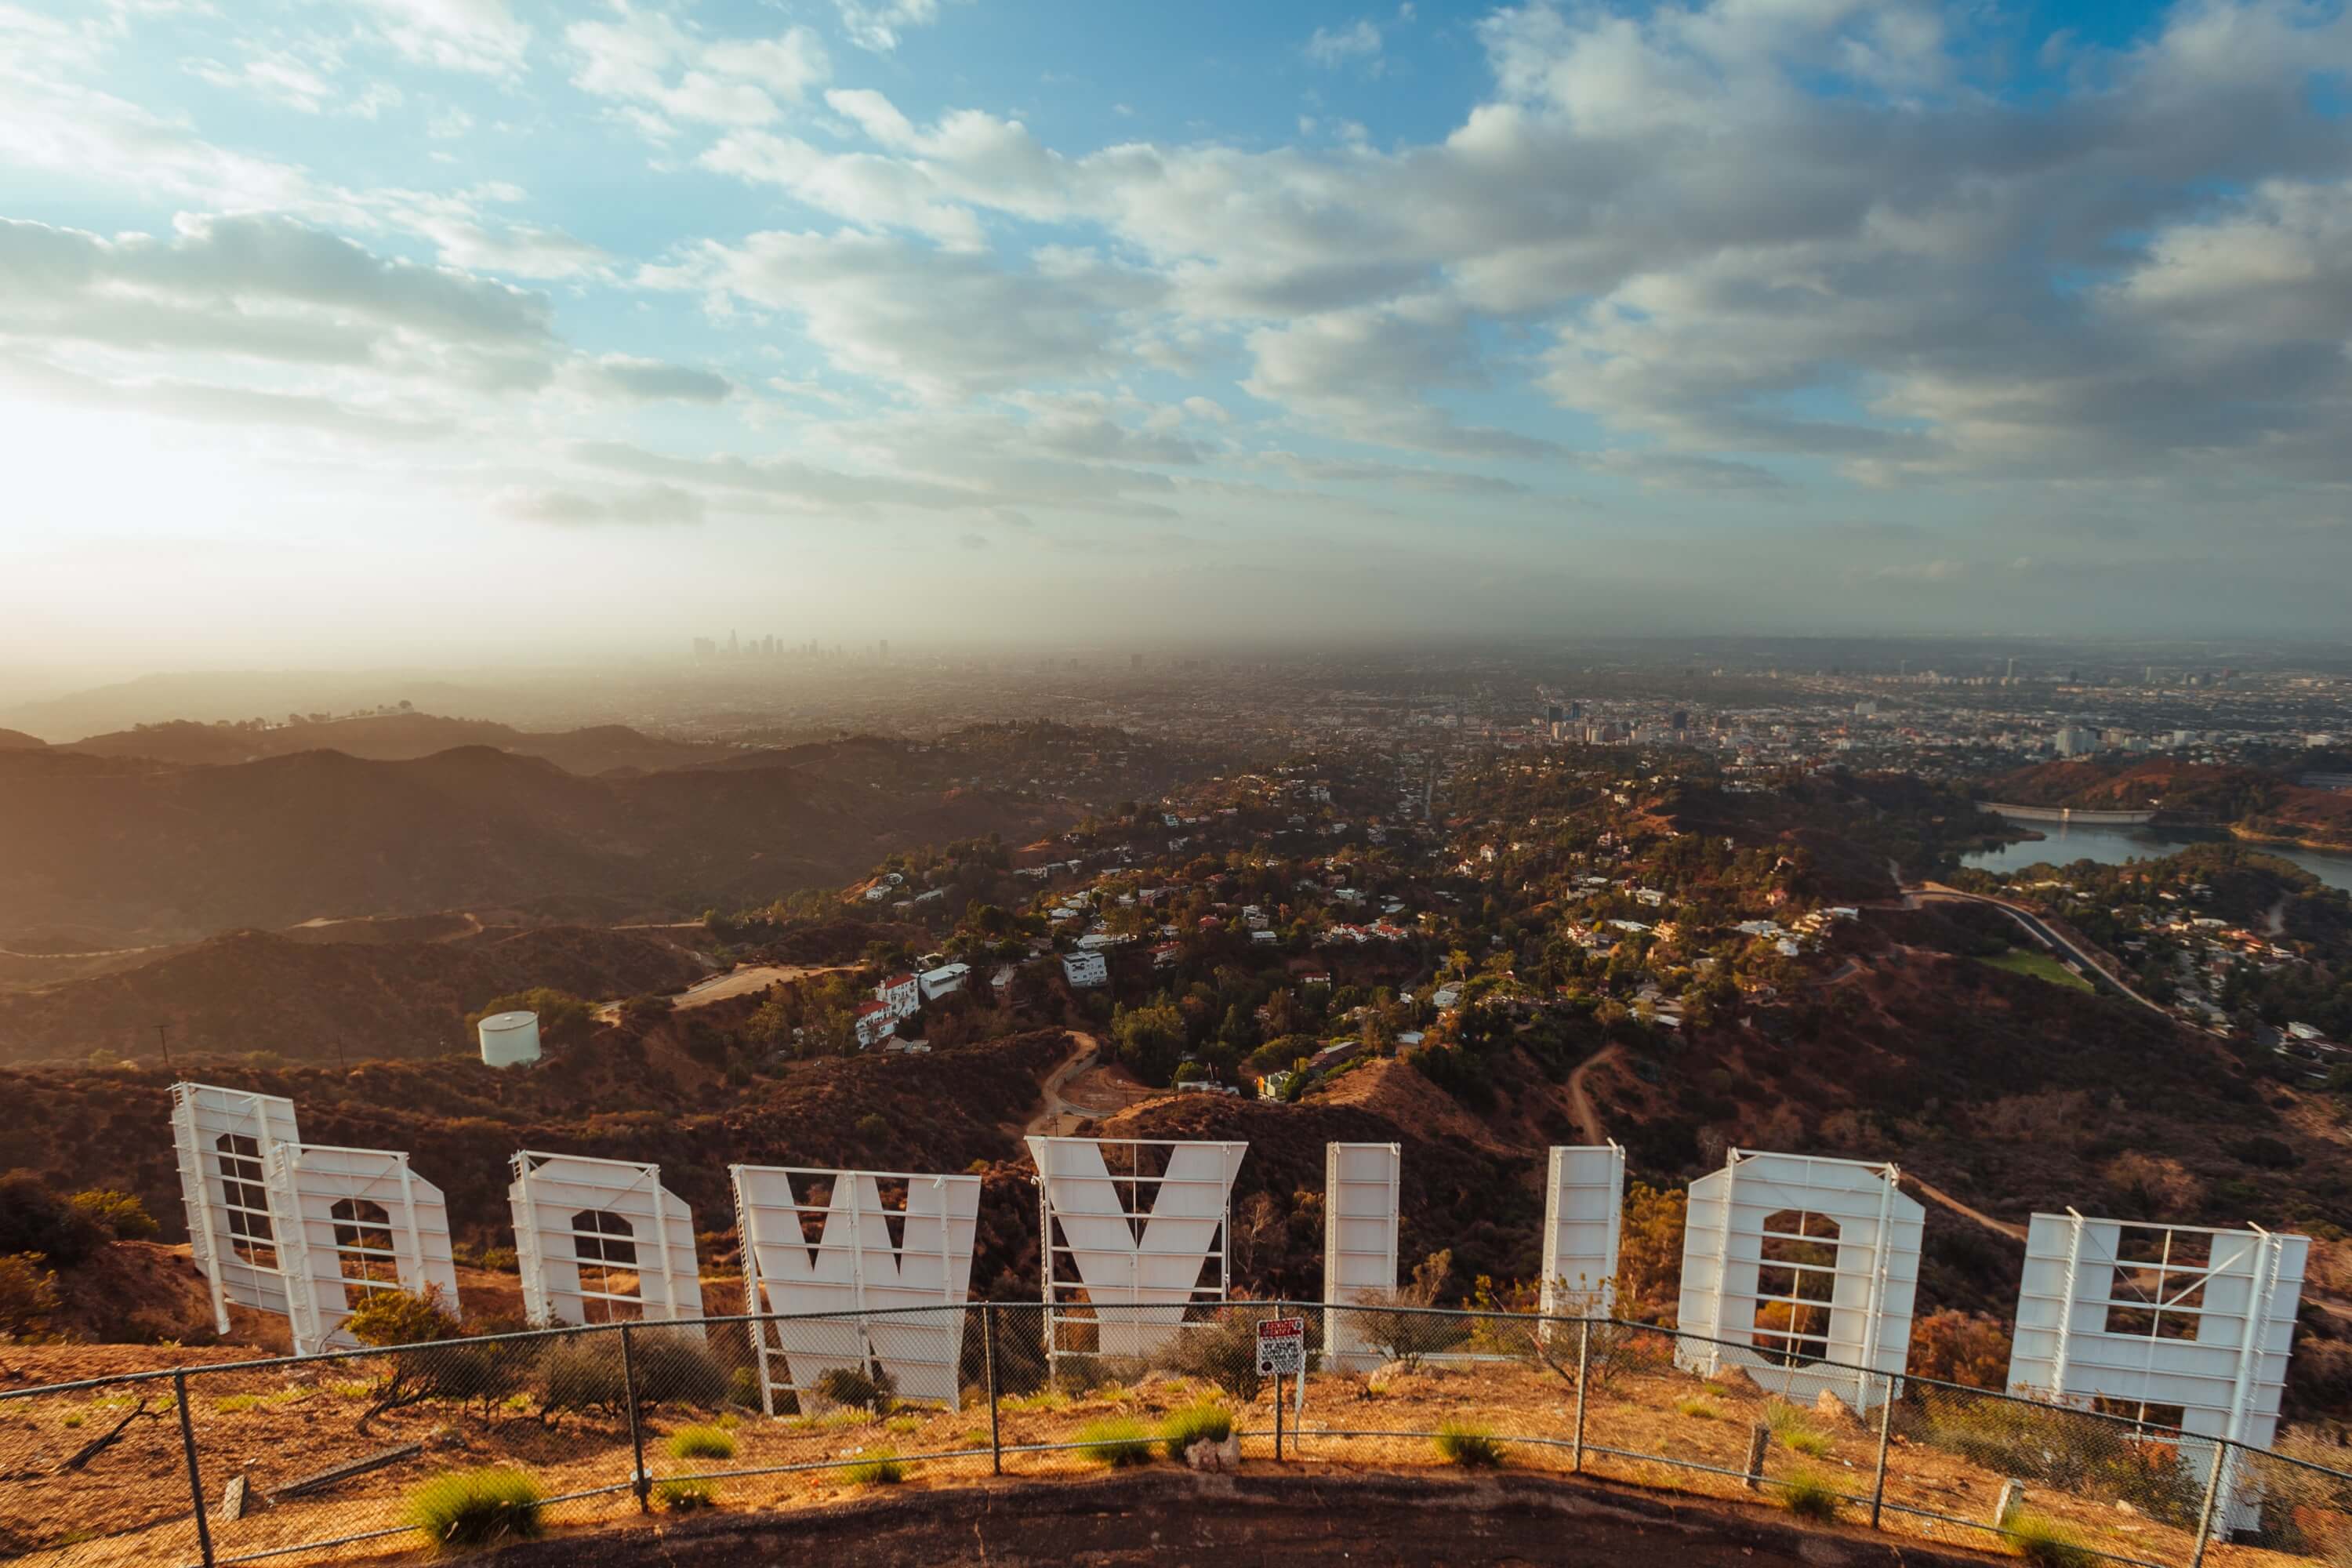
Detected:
[6,1303,2347,1566]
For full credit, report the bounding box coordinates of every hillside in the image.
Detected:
[65,713,728,775]
[0,1028,1076,1278]
[0,728,42,750]
[0,925,712,1065]
[1986,757,2352,848]
[0,744,1065,945]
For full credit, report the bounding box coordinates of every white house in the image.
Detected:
[876,972,920,1022]
[1062,951,1109,989]
[853,1000,896,1049]
[919,963,972,1003]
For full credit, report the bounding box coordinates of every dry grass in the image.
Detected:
[3,1347,2343,1568]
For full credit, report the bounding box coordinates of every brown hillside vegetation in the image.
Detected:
[0,926,711,1065]
[0,728,42,750]
[0,743,1065,945]
[64,713,730,775]
[1086,1091,1548,1299]
[0,1029,1075,1292]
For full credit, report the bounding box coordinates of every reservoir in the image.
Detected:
[1961,815,2352,895]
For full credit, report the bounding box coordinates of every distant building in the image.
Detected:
[1062,951,1109,989]
[919,963,971,1002]
[853,1000,896,1049]
[876,973,920,1022]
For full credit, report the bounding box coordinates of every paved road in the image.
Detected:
[1914,884,2169,1018]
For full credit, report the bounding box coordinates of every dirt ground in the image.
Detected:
[2,1338,2337,1568]
[510,1468,2007,1568]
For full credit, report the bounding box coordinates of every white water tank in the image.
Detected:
[478,1010,542,1068]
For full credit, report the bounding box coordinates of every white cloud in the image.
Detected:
[568,354,733,401]
[567,9,830,128]
[833,0,943,53]
[351,0,529,75]
[0,212,557,388]
[650,229,1164,401]
[497,481,706,526]
[1305,17,1383,68]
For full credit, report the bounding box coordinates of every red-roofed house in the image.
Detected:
[877,972,920,1022]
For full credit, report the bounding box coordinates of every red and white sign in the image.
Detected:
[1255,1315,1307,1376]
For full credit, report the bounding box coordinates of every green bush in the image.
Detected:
[1158,1401,1234,1460]
[1432,1421,1507,1468]
[0,1253,61,1338]
[1762,1399,1830,1455]
[1675,1396,1720,1420]
[814,1363,898,1414]
[1781,1469,1841,1521]
[654,1477,718,1512]
[535,1337,630,1417]
[1076,1416,1155,1468]
[538,1330,729,1419]
[0,1172,103,1266]
[666,1425,735,1461]
[1158,1308,1300,1402]
[1909,1395,2201,1524]
[2005,1509,2095,1568]
[844,1446,906,1486]
[345,1287,462,1348]
[69,1189,158,1241]
[405,1468,543,1550]
[728,1365,771,1410]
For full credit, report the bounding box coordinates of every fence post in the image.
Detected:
[619,1323,649,1513]
[174,1368,216,1568]
[1867,1371,1894,1530]
[1571,1319,1590,1474]
[2190,1440,2231,1568]
[982,1302,1003,1477]
[1274,1370,1284,1461]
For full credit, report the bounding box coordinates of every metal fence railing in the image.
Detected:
[4,1302,2347,1567]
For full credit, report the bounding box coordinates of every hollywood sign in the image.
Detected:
[165,1083,2310,1490]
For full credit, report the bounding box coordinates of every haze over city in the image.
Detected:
[9,0,2352,684]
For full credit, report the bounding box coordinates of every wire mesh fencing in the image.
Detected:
[8,1303,2352,1567]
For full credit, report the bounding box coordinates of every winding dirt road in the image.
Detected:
[1566,1043,1623,1145]
[1904,1174,2027,1243]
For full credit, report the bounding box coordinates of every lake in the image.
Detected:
[1961,816,2352,894]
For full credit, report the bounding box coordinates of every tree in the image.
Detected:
[0,1254,60,1338]
[1907,1309,2012,1388]
[1110,998,1188,1085]
[1614,1183,1686,1323]
[70,1189,158,1241]
[0,1172,102,1267]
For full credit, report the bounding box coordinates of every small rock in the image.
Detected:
[1185,1432,1241,1472]
[1367,1359,1412,1394]
[1708,1363,1762,1395]
[1813,1388,1861,1427]
[2115,1501,2137,1516]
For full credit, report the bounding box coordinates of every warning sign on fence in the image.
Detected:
[1255,1316,1306,1377]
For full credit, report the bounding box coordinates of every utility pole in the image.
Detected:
[153,1022,173,1073]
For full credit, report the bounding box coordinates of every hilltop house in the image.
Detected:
[876,973,920,1022]
[920,963,971,1003]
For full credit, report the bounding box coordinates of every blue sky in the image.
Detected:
[3,0,2351,673]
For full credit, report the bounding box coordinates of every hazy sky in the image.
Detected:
[5,0,2352,674]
